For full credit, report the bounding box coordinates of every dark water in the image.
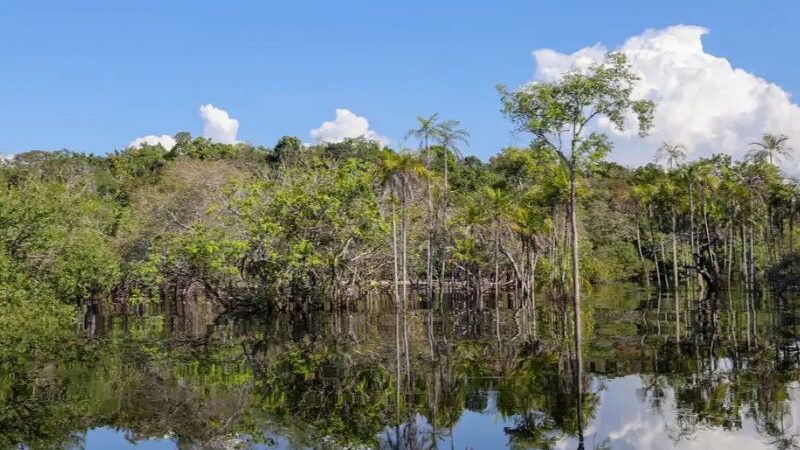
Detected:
[5,285,800,450]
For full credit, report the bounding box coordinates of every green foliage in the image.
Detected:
[0,90,798,312]
[499,52,654,170]
[582,241,640,283]
[0,179,122,305]
[231,157,386,297]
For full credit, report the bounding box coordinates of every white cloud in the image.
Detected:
[128,134,176,151]
[310,108,388,145]
[531,25,800,173]
[553,376,786,450]
[199,104,239,144]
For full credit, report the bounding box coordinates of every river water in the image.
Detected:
[5,284,800,449]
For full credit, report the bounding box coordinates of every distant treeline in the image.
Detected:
[1,129,797,312]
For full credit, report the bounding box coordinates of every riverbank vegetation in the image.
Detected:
[2,54,798,319]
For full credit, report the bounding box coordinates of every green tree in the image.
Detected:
[748,133,792,165]
[655,142,687,170]
[435,119,470,290]
[500,52,655,409]
[407,114,443,295]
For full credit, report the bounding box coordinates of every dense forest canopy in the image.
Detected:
[0,53,798,337]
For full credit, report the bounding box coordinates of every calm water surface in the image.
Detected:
[5,285,800,449]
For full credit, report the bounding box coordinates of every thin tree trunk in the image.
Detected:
[750,225,757,289]
[791,196,795,251]
[689,183,701,287]
[569,164,582,424]
[495,228,501,344]
[636,224,649,287]
[726,223,733,284]
[392,192,401,394]
[426,142,434,299]
[401,185,410,373]
[703,195,719,276]
[531,252,539,338]
[673,206,681,342]
[550,208,558,285]
[659,227,669,288]
[741,223,749,288]
[477,267,483,309]
[561,207,570,292]
[672,208,679,292]
[494,226,500,301]
[441,149,448,293]
[402,186,408,302]
[649,204,662,290]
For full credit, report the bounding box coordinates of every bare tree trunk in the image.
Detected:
[402,187,408,302]
[426,144,434,300]
[494,226,500,303]
[741,223,749,288]
[392,193,401,394]
[524,239,533,304]
[550,208,558,283]
[392,195,400,299]
[401,186,410,373]
[703,195,719,276]
[659,229,669,288]
[672,208,679,292]
[561,207,570,293]
[791,196,795,251]
[636,224,649,287]
[569,164,583,424]
[649,204,662,291]
[441,149,449,293]
[750,225,756,289]
[671,190,681,343]
[689,183,701,287]
[531,252,539,338]
[727,224,733,284]
[495,227,501,344]
[477,267,483,309]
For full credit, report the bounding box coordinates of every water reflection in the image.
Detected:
[3,285,800,449]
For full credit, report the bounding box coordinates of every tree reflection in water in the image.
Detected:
[2,285,800,449]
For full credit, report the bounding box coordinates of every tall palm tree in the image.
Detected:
[509,203,549,313]
[406,114,441,161]
[748,133,792,165]
[378,150,426,301]
[484,186,512,323]
[654,143,686,293]
[655,142,687,170]
[436,120,470,198]
[407,114,443,296]
[436,119,470,291]
[378,149,426,386]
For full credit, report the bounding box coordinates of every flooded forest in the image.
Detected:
[3,54,800,449]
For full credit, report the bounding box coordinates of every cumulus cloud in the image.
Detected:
[128,134,176,151]
[199,104,239,144]
[310,109,388,145]
[531,25,800,173]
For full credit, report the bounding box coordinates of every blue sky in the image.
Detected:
[2,1,800,162]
